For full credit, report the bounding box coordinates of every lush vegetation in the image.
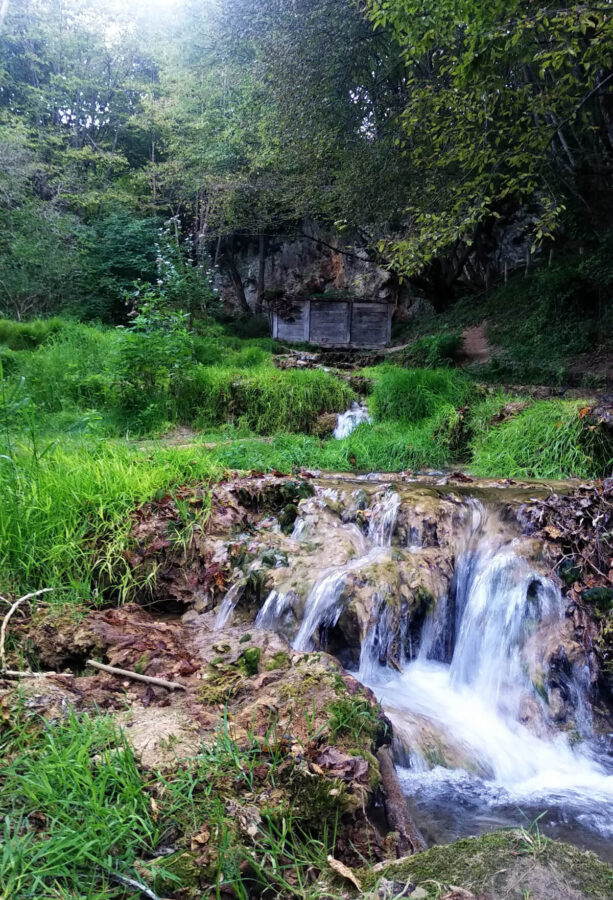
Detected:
[1,3,612,896]
[0,703,342,900]
[2,0,613,317]
[1,316,610,611]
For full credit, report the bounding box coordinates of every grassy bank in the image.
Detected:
[1,316,611,604]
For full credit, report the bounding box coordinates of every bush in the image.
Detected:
[371,367,473,424]
[470,399,613,479]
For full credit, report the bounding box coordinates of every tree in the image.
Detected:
[366,0,613,296]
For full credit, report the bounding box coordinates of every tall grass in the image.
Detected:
[470,399,613,479]
[370,367,474,423]
[172,365,354,434]
[0,710,159,900]
[0,704,338,899]
[0,440,220,601]
[0,316,65,350]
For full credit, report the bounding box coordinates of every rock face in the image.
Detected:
[217,221,398,313]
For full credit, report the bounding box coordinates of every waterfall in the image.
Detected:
[292,491,400,652]
[224,481,613,853]
[333,403,372,439]
[358,503,613,849]
[214,581,244,629]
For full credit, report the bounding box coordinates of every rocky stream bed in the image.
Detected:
[3,471,613,899]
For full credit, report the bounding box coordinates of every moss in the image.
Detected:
[238,646,261,676]
[359,831,613,899]
[264,651,291,672]
[148,851,202,893]
[239,632,252,644]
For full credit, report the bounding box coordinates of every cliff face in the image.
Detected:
[215,211,539,317]
[216,221,398,315]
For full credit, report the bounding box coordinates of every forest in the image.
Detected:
[1,1,613,899]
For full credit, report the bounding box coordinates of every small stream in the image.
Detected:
[216,477,613,861]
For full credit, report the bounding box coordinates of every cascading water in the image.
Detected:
[333,403,372,439]
[232,479,613,858]
[358,500,613,854]
[214,580,245,629]
[292,491,400,652]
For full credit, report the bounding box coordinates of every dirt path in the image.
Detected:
[460,321,492,364]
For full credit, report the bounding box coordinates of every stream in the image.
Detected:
[216,475,613,862]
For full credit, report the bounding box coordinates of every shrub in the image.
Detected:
[470,399,613,479]
[371,367,473,424]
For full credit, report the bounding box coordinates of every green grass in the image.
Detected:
[0,708,159,900]
[0,704,340,900]
[0,316,66,350]
[0,440,220,602]
[1,318,354,438]
[370,367,474,424]
[470,399,613,479]
[173,365,355,434]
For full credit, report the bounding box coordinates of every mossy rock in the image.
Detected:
[264,650,291,671]
[582,587,613,612]
[359,831,613,899]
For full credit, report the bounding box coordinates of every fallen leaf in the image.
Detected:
[327,855,363,891]
[190,825,210,850]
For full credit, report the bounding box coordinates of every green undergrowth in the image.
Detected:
[1,318,353,437]
[0,440,220,603]
[471,398,613,479]
[391,241,613,387]
[369,366,475,424]
[1,402,609,602]
[0,703,343,900]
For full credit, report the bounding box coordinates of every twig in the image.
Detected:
[107,870,162,900]
[87,659,186,691]
[1,669,74,679]
[0,588,53,673]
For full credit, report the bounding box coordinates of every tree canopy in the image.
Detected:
[1,0,612,317]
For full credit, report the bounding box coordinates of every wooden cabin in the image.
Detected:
[270,298,392,349]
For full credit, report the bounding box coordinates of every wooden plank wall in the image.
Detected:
[272,299,391,348]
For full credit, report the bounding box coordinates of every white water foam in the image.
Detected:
[333,403,372,439]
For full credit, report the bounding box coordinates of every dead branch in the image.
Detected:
[87,659,187,691]
[376,746,426,854]
[0,588,53,673]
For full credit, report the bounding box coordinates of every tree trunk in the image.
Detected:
[223,238,251,315]
[255,234,266,314]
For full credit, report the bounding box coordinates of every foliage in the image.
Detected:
[370,367,473,424]
[470,400,613,479]
[366,0,613,281]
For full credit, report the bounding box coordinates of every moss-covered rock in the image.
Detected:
[359,831,613,900]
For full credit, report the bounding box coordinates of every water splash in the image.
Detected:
[214,580,245,629]
[333,403,372,439]
[292,491,400,652]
